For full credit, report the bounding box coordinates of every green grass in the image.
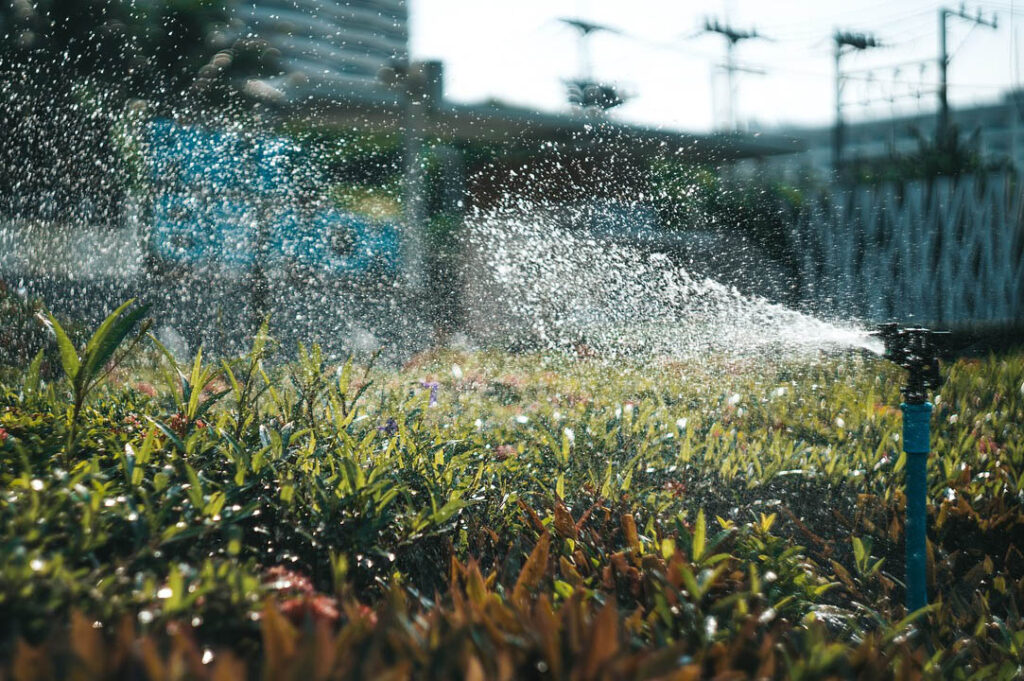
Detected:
[1,307,1023,679]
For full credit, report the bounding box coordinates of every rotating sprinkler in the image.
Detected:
[873,324,949,611]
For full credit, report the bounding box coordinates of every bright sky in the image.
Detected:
[409,0,1024,133]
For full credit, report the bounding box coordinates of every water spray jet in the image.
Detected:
[873,324,950,612]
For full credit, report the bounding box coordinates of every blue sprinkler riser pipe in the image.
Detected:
[902,401,932,612]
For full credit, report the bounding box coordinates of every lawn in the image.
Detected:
[1,300,1023,679]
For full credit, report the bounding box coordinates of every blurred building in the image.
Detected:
[239,0,408,104]
[755,90,1024,180]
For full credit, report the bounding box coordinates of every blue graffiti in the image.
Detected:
[146,118,400,275]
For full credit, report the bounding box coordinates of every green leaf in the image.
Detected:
[222,361,241,399]
[183,463,205,510]
[146,416,186,454]
[679,563,701,600]
[45,312,80,384]
[252,316,270,358]
[338,355,353,396]
[553,580,574,599]
[186,348,205,418]
[205,490,227,518]
[137,426,159,464]
[884,603,940,642]
[81,299,149,388]
[852,537,866,566]
[693,508,707,562]
[23,349,43,399]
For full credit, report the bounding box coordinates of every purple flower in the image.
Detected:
[377,418,398,435]
[420,380,439,407]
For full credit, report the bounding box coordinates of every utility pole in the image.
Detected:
[703,18,764,131]
[560,17,608,83]
[938,6,997,150]
[833,31,883,170]
[380,60,443,293]
[559,18,626,110]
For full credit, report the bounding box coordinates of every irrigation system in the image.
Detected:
[874,324,949,612]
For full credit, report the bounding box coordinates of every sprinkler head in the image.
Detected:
[873,324,949,404]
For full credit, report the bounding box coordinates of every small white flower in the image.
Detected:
[676,417,688,430]
[451,364,463,380]
[727,393,741,406]
[835,417,845,429]
[948,414,959,424]
[563,427,575,444]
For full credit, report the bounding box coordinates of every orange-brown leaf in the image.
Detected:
[211,652,248,681]
[69,610,104,681]
[261,600,298,680]
[465,655,486,681]
[621,513,640,552]
[138,638,167,681]
[13,639,52,681]
[465,559,490,607]
[518,499,547,534]
[110,615,136,673]
[554,501,578,539]
[559,555,584,587]
[582,601,619,678]
[533,595,561,678]
[513,533,551,608]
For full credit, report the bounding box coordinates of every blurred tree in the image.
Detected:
[0,0,132,77]
[0,0,274,223]
[649,159,804,301]
[0,0,260,99]
[845,125,1008,184]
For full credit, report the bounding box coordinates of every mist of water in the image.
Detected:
[465,199,883,360]
[0,74,885,363]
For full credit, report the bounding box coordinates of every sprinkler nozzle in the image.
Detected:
[873,324,949,404]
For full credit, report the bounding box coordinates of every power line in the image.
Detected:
[700,17,767,130]
[844,57,934,75]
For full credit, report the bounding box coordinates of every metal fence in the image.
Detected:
[794,173,1024,327]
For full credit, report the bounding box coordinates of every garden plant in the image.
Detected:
[1,300,1023,679]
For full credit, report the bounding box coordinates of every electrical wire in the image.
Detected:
[948,20,982,61]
